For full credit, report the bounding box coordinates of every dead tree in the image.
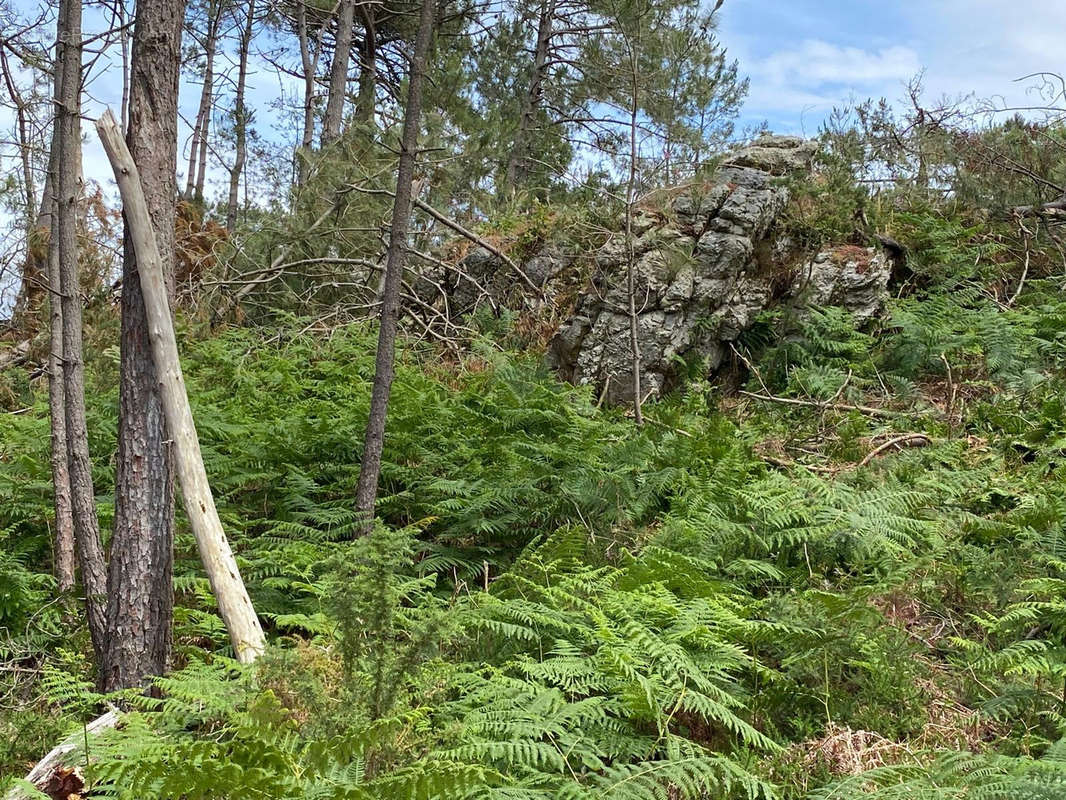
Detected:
[105,0,187,692]
[98,108,266,663]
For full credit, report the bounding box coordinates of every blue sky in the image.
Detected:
[716,0,1066,135]
[4,0,1065,204]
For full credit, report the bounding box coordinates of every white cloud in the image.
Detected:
[757,41,921,90]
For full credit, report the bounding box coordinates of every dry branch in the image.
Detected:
[739,390,909,419]
[96,108,265,663]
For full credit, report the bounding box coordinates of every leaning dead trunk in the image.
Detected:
[97,108,266,663]
[354,0,436,525]
[105,0,186,692]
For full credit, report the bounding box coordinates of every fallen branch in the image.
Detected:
[1011,198,1066,218]
[97,108,265,662]
[347,184,544,299]
[411,198,544,300]
[739,390,908,419]
[0,338,30,371]
[858,433,932,467]
[5,710,119,800]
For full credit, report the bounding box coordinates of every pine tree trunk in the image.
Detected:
[502,0,554,198]
[55,0,108,663]
[226,0,255,233]
[354,7,376,124]
[186,0,221,201]
[43,120,75,594]
[354,0,435,525]
[296,0,322,186]
[624,40,643,426]
[321,0,355,145]
[105,0,186,692]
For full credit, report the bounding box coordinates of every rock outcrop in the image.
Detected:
[549,135,826,403]
[432,134,890,404]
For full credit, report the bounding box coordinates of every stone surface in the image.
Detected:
[549,135,820,404]
[421,135,889,405]
[789,246,891,323]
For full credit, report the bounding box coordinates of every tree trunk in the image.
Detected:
[226,0,255,233]
[3,42,46,331]
[296,0,322,186]
[354,5,376,124]
[321,0,355,145]
[43,121,76,594]
[104,0,186,693]
[97,108,266,664]
[624,38,642,426]
[502,0,555,198]
[354,0,435,525]
[54,0,109,662]
[186,0,221,201]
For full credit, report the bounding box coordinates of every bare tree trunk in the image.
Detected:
[296,0,324,186]
[105,0,186,693]
[321,0,355,145]
[502,0,555,198]
[43,123,76,594]
[353,4,376,124]
[98,108,266,663]
[226,0,255,233]
[118,0,130,129]
[354,0,435,524]
[3,44,46,330]
[623,38,642,426]
[186,0,222,201]
[55,0,108,662]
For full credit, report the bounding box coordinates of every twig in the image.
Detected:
[739,390,907,419]
[857,434,932,467]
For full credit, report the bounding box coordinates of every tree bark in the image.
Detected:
[321,0,355,145]
[353,4,376,124]
[354,0,435,525]
[43,114,76,594]
[54,0,109,662]
[502,0,555,198]
[226,0,255,233]
[623,31,642,425]
[97,108,266,663]
[186,0,222,201]
[296,0,324,186]
[104,0,186,693]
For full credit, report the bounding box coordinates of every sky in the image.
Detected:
[716,0,1066,135]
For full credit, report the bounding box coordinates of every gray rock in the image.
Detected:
[789,247,891,322]
[545,135,885,405]
[416,134,888,407]
[721,134,819,176]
